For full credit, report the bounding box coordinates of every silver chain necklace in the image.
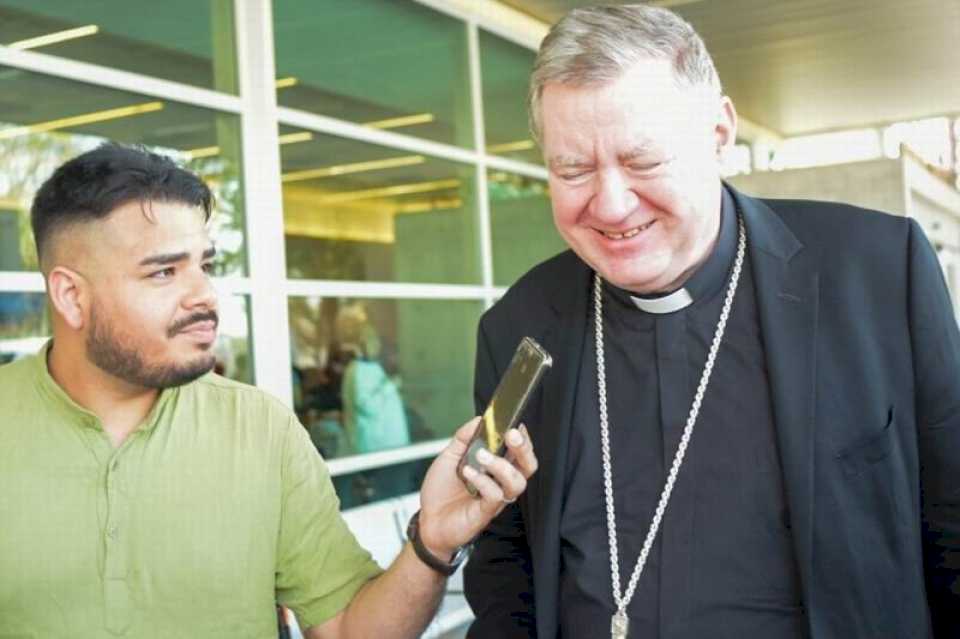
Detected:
[593,217,746,639]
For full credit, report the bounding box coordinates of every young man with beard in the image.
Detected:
[464,4,959,638]
[0,143,538,638]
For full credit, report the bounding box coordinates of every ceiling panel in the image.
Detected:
[502,0,960,135]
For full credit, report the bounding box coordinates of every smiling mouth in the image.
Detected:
[598,219,656,240]
[179,320,217,334]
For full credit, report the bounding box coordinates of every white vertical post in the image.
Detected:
[232,0,294,406]
[467,22,496,310]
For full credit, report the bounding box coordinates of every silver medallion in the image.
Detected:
[611,610,629,639]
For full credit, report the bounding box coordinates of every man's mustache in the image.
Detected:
[168,311,219,338]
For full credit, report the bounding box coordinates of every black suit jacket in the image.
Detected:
[464,187,960,638]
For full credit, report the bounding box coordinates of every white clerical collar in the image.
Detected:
[618,186,738,316]
[629,288,694,314]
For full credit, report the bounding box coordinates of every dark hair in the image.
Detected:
[30,142,213,264]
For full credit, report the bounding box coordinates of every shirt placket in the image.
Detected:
[93,431,139,636]
[655,312,697,639]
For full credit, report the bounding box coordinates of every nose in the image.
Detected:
[183,267,218,312]
[590,169,639,222]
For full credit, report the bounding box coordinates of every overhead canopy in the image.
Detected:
[502,0,960,137]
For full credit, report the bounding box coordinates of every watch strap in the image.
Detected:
[406,510,466,577]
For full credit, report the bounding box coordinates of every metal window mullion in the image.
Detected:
[326,439,449,477]
[0,271,44,293]
[0,46,242,114]
[484,154,549,181]
[284,279,487,301]
[410,0,545,51]
[466,21,496,309]
[277,106,479,166]
[233,0,293,406]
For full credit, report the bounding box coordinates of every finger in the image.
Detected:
[443,417,481,459]
[503,425,538,478]
[460,464,507,507]
[475,448,527,501]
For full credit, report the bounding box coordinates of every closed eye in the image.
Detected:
[556,170,592,183]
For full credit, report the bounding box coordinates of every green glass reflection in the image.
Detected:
[0,292,49,364]
[290,296,480,460]
[282,130,481,284]
[0,291,253,384]
[213,293,253,385]
[0,67,247,275]
[0,1,238,93]
[332,458,428,510]
[274,0,473,148]
[479,30,541,165]
[489,170,566,287]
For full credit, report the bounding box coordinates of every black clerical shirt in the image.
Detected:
[559,189,807,639]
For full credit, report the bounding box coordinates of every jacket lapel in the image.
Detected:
[734,188,819,613]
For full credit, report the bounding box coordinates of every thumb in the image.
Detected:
[444,416,481,458]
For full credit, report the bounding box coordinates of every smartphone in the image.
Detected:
[458,337,552,493]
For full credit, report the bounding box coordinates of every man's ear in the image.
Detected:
[714,95,738,155]
[47,266,88,331]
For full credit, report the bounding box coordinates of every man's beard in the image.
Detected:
[86,307,217,389]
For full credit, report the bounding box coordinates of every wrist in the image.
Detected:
[416,512,456,560]
[406,510,470,576]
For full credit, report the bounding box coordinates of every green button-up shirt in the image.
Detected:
[0,343,382,638]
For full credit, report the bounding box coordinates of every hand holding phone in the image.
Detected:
[457,337,552,493]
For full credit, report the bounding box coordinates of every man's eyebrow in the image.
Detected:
[618,144,657,163]
[548,155,592,170]
[139,246,217,267]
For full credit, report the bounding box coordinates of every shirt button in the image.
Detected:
[107,527,119,540]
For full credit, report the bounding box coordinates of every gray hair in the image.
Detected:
[528,4,722,143]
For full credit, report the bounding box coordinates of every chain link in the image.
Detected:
[595,217,746,617]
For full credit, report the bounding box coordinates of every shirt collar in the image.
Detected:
[33,339,176,433]
[606,185,738,315]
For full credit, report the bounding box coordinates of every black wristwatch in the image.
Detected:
[406,510,471,576]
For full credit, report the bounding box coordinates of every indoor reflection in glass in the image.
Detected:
[281,131,481,284]
[0,1,238,93]
[488,170,566,287]
[274,0,473,148]
[290,296,478,461]
[332,459,429,511]
[479,30,542,165]
[0,66,247,275]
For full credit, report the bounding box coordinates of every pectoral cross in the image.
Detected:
[611,610,629,639]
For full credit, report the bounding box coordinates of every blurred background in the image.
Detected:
[1,1,957,635]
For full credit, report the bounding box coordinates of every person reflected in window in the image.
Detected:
[335,303,411,456]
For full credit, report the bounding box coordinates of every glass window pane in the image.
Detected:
[0,1,238,93]
[0,291,253,384]
[290,297,480,460]
[332,459,428,510]
[213,293,253,385]
[282,131,481,284]
[0,292,48,364]
[274,1,473,148]
[0,67,247,275]
[489,170,566,286]
[479,30,541,165]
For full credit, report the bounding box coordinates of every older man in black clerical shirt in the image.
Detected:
[463,4,960,639]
